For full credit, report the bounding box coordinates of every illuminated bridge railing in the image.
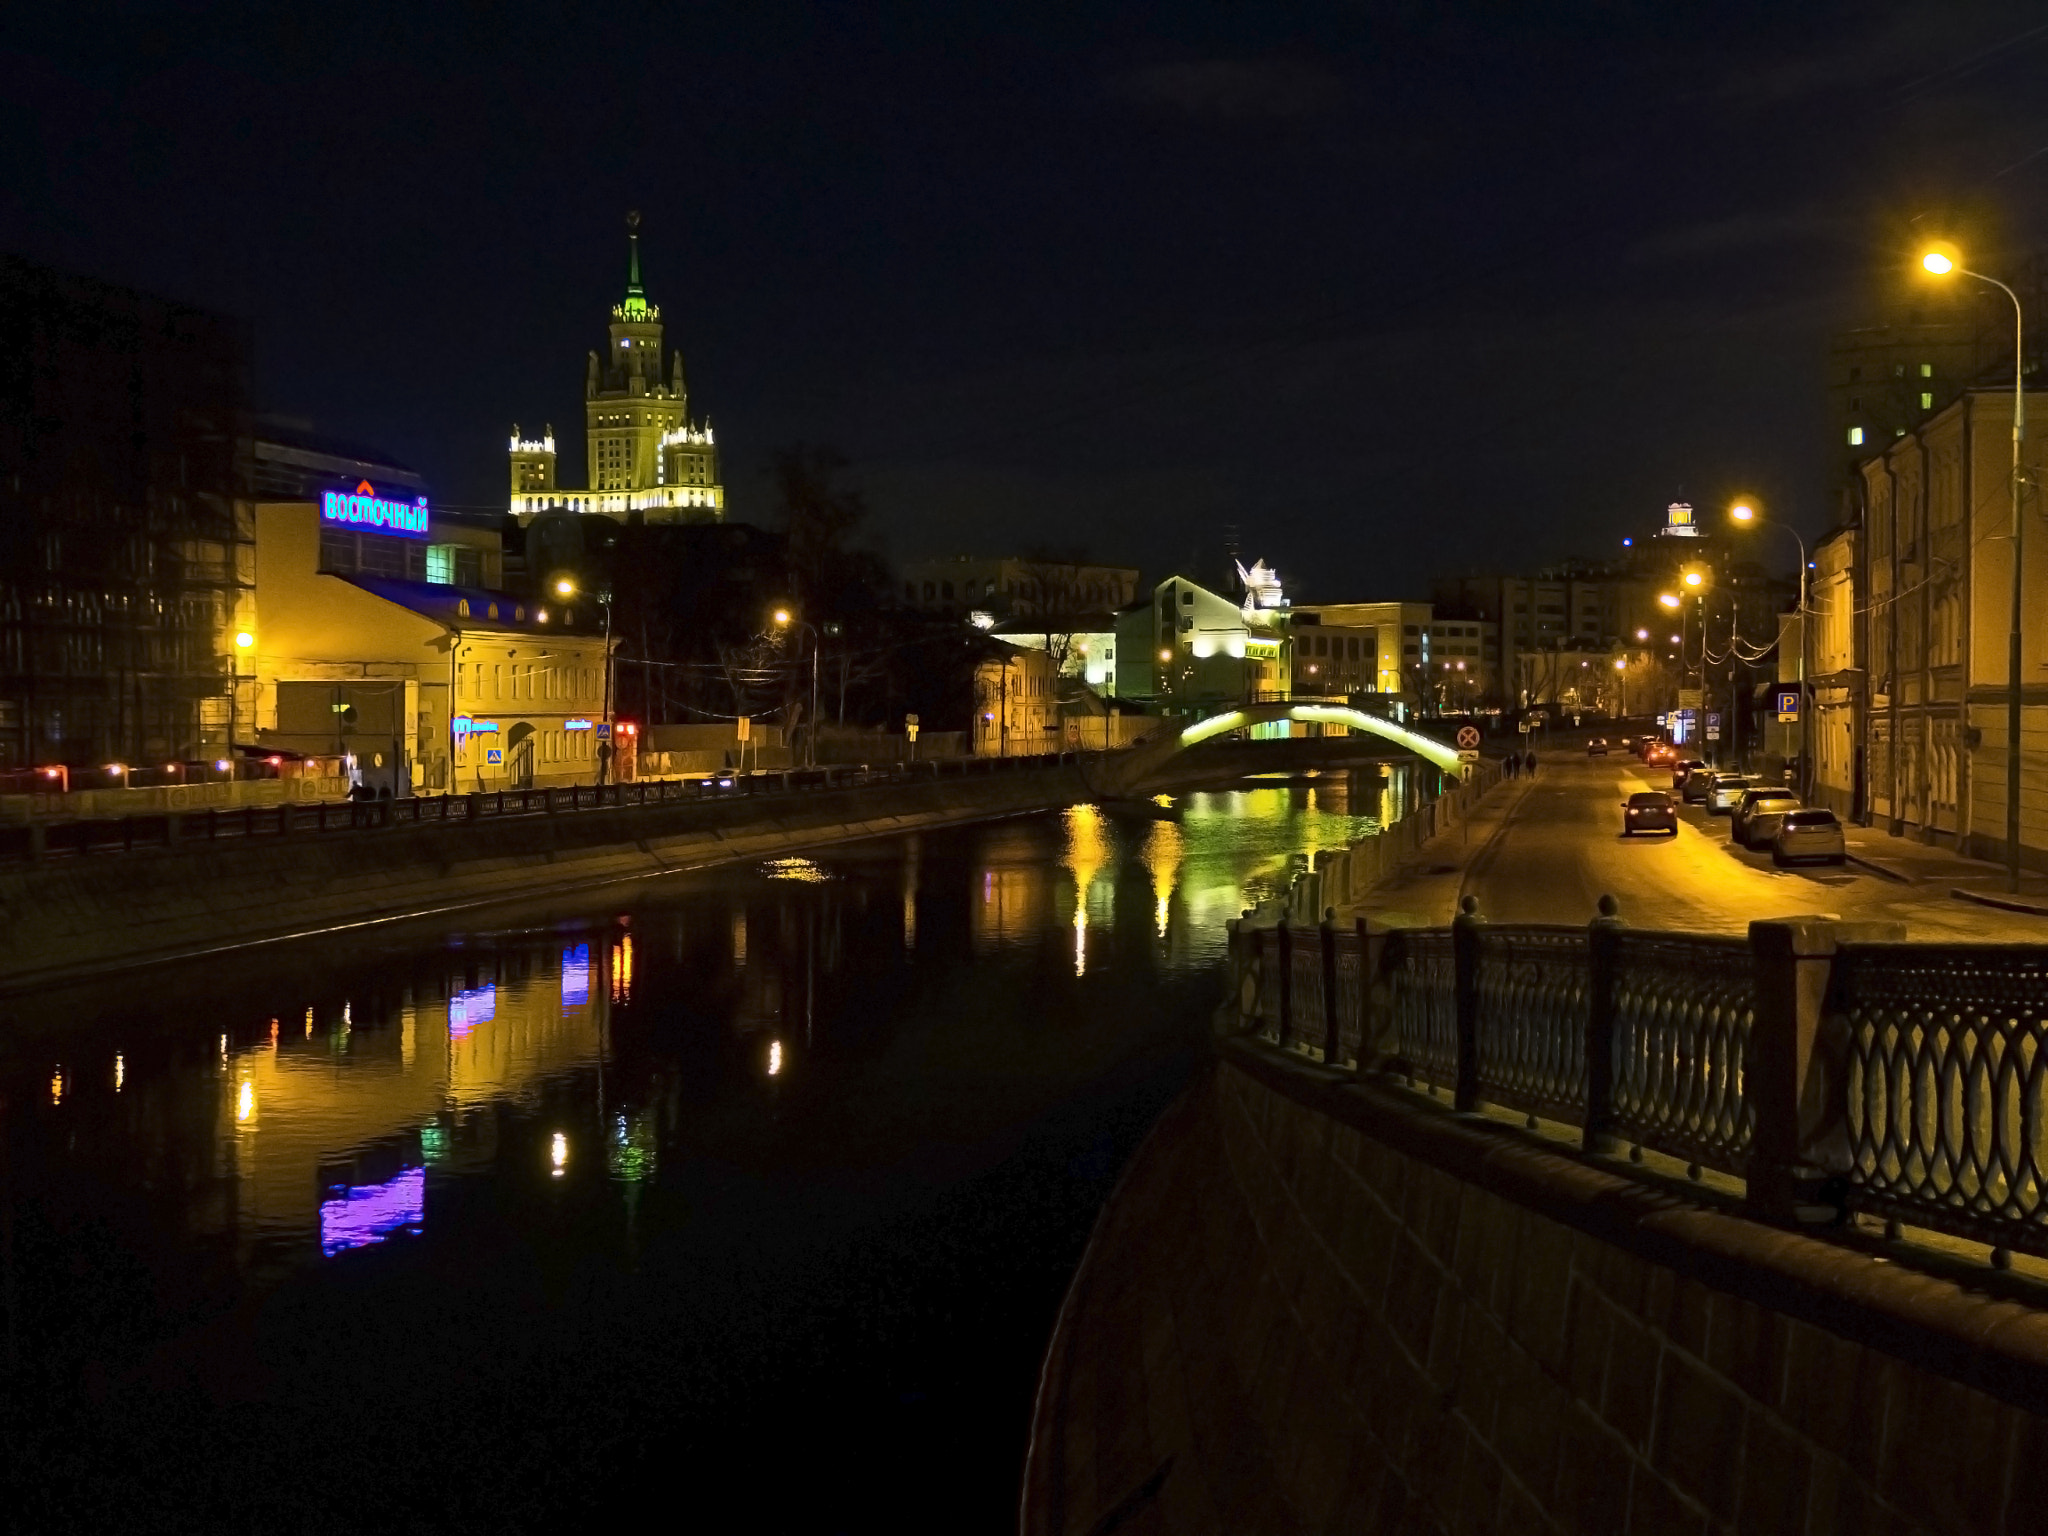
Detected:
[1225,904,2048,1267]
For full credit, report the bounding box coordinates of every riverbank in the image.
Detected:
[0,762,1097,990]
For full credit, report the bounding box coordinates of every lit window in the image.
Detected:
[1920,393,1933,410]
[1847,427,1865,446]
[1920,362,1932,378]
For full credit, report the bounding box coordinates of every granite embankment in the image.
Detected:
[0,763,1094,989]
[1024,1041,2048,1536]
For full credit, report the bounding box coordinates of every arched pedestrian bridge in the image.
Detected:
[1103,701,1469,795]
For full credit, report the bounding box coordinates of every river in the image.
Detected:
[0,776,1404,1532]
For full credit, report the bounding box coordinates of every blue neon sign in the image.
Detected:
[322,478,429,539]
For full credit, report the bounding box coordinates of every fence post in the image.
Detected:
[1746,917,1902,1221]
[1583,894,1623,1154]
[1452,894,1484,1112]
[1276,922,1294,1049]
[1356,916,1390,1070]
[1320,908,1341,1066]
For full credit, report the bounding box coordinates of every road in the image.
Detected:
[1359,753,2048,940]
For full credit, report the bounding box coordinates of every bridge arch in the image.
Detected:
[1172,703,1464,773]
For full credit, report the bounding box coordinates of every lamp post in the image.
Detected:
[771,607,821,767]
[1730,500,1809,796]
[1922,242,2027,890]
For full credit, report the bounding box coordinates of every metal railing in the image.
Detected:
[1225,899,2048,1267]
[0,751,1093,864]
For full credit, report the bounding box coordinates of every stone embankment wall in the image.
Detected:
[1024,1042,2048,1536]
[0,764,1093,990]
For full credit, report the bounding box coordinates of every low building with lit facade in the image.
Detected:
[1290,601,1433,712]
[972,642,1059,755]
[1858,387,2048,863]
[1116,565,1291,713]
[991,615,1121,692]
[246,486,612,794]
[504,213,724,527]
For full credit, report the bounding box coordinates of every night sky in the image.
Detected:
[6,3,2048,597]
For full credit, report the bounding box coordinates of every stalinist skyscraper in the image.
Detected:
[507,212,724,524]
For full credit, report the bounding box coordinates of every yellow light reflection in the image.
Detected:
[761,856,831,882]
[236,1079,255,1123]
[732,911,748,967]
[114,1053,124,1092]
[1144,818,1184,938]
[1063,804,1109,976]
[768,1039,783,1076]
[550,1131,569,1176]
[49,1066,63,1105]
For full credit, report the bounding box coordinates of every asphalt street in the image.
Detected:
[1361,755,2048,941]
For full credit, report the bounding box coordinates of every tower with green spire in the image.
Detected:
[508,210,723,525]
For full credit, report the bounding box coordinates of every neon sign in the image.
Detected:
[564,719,593,731]
[322,479,429,539]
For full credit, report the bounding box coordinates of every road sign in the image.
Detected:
[1458,749,1481,764]
[1776,690,1800,722]
[1517,721,1531,734]
[1705,728,1721,741]
[735,716,751,742]
[1706,712,1721,728]
[1678,689,1703,710]
[1455,726,1480,749]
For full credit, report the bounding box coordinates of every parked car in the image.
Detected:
[1773,808,1847,866]
[1622,790,1679,836]
[1679,764,1718,803]
[1706,773,1756,814]
[1671,757,1706,792]
[1587,737,1610,757]
[1732,789,1802,848]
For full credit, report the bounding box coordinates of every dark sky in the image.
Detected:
[6,2,2048,598]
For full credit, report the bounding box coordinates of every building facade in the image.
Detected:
[249,496,611,793]
[1291,602,1433,709]
[506,214,724,526]
[972,643,1059,755]
[1860,387,2048,862]
[1116,570,1291,711]
[902,556,1140,621]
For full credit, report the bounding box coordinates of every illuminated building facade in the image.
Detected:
[1116,572,1291,710]
[506,213,724,526]
[247,494,612,792]
[972,643,1059,755]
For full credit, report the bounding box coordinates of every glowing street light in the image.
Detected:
[1682,569,1704,588]
[1922,237,2027,891]
[233,630,254,649]
[554,577,576,598]
[1659,592,1681,610]
[769,605,820,766]
[1728,496,1810,797]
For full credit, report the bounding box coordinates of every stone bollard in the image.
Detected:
[1746,917,1904,1222]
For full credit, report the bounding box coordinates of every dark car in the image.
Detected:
[1732,788,1801,848]
[1670,757,1705,792]
[1587,737,1610,757]
[1622,790,1678,836]
[1679,763,1718,803]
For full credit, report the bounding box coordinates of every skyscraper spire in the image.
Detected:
[618,210,653,321]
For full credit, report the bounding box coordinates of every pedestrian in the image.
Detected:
[1524,749,1538,778]
[1505,752,1517,780]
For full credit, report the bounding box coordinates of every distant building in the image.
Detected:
[1803,524,1861,819]
[1116,571,1290,711]
[1290,601,1433,709]
[505,213,724,526]
[902,555,1139,622]
[992,616,1122,693]
[0,256,251,772]
[972,643,1058,755]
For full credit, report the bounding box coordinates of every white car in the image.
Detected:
[1707,774,1755,814]
[1773,809,1847,866]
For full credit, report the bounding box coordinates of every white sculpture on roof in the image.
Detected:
[1235,558,1286,617]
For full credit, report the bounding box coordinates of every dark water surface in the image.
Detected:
[0,782,1388,1532]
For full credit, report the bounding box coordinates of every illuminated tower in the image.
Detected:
[508,212,723,524]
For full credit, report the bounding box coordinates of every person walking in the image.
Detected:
[1524,749,1538,778]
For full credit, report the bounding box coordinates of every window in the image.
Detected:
[1180,618,1193,632]
[942,581,954,600]
[1920,362,1932,378]
[1849,366,1862,382]
[427,545,455,585]
[1849,396,1861,411]
[1181,590,1194,606]
[1920,393,1933,410]
[1848,426,1865,446]
[1404,625,1419,636]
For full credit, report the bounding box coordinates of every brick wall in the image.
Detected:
[1024,1046,2048,1535]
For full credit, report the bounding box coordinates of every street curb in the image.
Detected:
[1845,852,1914,885]
[1950,886,2048,918]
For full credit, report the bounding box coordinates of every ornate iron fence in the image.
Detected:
[1608,932,1755,1177]
[1222,904,2048,1268]
[1472,925,1591,1129]
[1830,943,2048,1261]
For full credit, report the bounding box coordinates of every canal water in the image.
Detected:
[0,778,1398,1532]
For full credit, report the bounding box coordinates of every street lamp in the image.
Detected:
[770,606,821,767]
[554,578,617,782]
[1728,498,1809,796]
[1922,240,2028,890]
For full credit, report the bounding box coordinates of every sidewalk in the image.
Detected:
[1841,823,2048,917]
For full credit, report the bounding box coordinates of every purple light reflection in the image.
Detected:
[448,983,496,1038]
[561,944,590,1009]
[319,1166,425,1257]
